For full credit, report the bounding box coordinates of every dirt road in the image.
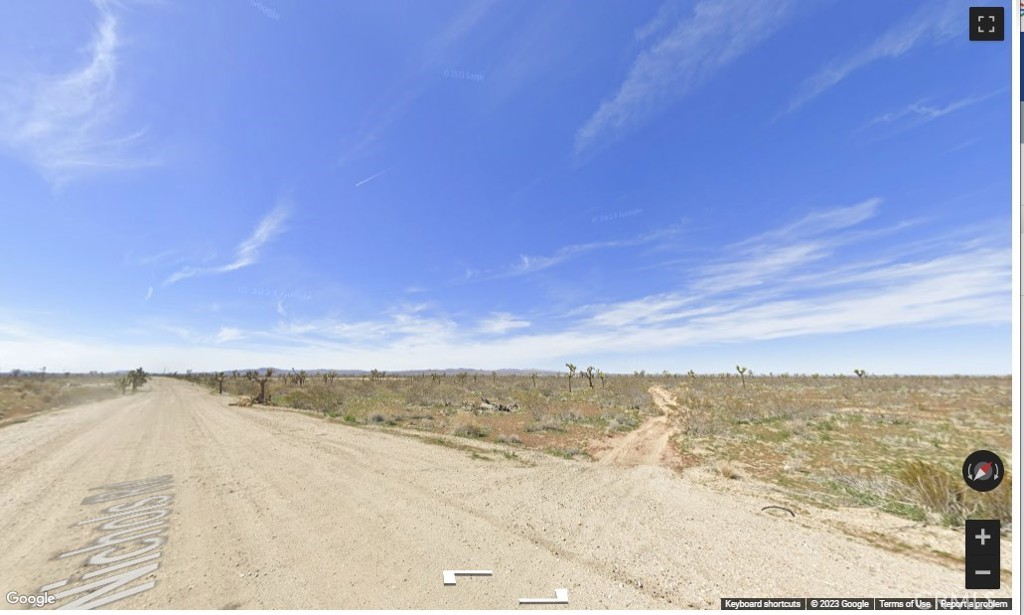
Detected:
[0,378,977,609]
[596,386,680,466]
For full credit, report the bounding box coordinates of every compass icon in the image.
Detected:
[962,450,1005,492]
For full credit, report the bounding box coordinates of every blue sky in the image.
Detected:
[0,0,1012,374]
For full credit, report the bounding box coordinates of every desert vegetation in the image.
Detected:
[0,371,124,426]
[669,373,1012,530]
[118,367,150,394]
[196,367,1011,532]
[202,367,658,450]
[2,361,1012,550]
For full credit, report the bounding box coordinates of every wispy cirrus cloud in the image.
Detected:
[783,0,960,115]
[571,199,1007,341]
[215,327,245,344]
[862,90,1004,133]
[633,0,685,42]
[574,0,794,157]
[0,0,154,186]
[478,312,531,335]
[690,198,881,294]
[3,199,1008,374]
[466,223,684,281]
[163,202,291,286]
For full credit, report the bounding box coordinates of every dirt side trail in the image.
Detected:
[595,386,681,466]
[0,378,980,609]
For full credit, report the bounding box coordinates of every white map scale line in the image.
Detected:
[519,588,569,605]
[442,570,493,586]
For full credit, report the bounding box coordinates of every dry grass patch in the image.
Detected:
[0,374,123,426]
[208,371,663,460]
[674,375,1011,529]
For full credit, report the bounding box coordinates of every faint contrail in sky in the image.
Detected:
[355,169,389,187]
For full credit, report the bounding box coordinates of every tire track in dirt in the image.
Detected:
[594,385,682,466]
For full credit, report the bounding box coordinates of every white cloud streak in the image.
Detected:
[217,199,1004,368]
[862,90,1003,133]
[633,1,684,42]
[469,223,684,281]
[575,0,794,156]
[783,0,960,115]
[354,168,389,187]
[3,198,1007,374]
[0,0,154,185]
[163,203,291,286]
[478,312,531,335]
[215,327,244,344]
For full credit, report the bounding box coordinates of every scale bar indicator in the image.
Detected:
[442,570,493,586]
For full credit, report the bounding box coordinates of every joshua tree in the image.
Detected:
[566,363,577,393]
[735,365,748,388]
[214,372,225,394]
[254,368,273,404]
[687,369,696,379]
[531,372,537,387]
[232,370,239,380]
[323,371,338,384]
[598,369,606,388]
[582,366,596,388]
[854,369,867,381]
[296,369,307,387]
[491,370,497,382]
[128,367,149,393]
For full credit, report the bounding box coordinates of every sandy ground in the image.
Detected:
[0,378,1008,609]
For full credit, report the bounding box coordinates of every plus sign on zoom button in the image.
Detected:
[965,520,1000,590]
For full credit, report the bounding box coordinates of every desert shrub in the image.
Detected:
[549,446,588,459]
[897,461,964,520]
[974,474,1012,527]
[716,460,742,479]
[453,423,488,438]
[525,416,567,433]
[603,412,639,431]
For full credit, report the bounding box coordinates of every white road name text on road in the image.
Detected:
[36,475,174,610]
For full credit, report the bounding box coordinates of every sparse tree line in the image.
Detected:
[554,364,873,391]
[168,364,880,409]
